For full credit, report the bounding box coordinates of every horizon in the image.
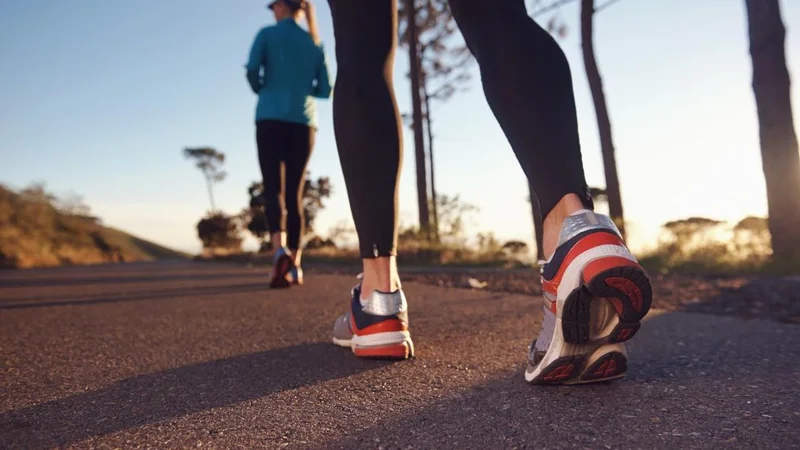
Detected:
[2,0,800,255]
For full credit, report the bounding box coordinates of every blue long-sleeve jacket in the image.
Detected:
[246,18,332,128]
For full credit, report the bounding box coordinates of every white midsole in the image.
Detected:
[525,323,627,382]
[332,337,351,347]
[333,331,410,349]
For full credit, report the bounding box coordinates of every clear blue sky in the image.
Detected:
[2,0,799,254]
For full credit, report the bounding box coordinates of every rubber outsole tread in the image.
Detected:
[562,265,652,345]
[531,355,584,385]
[562,287,591,343]
[580,351,627,382]
[530,352,628,385]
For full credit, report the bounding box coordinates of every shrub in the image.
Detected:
[197,212,242,252]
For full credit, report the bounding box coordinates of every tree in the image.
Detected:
[580,0,625,237]
[326,220,358,248]
[589,186,608,204]
[197,211,242,252]
[530,0,626,238]
[242,181,270,250]
[402,0,431,236]
[242,174,333,248]
[435,193,479,240]
[502,240,530,258]
[302,175,333,234]
[744,0,800,262]
[399,0,473,239]
[732,216,772,258]
[55,192,92,217]
[304,236,337,250]
[183,147,227,210]
[419,3,473,241]
[425,86,440,240]
[18,182,56,205]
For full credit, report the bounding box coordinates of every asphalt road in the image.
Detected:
[1,261,798,449]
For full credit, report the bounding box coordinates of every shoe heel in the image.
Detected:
[582,257,653,323]
[269,254,294,288]
[561,257,652,345]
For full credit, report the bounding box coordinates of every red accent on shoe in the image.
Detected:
[352,342,411,359]
[593,359,618,378]
[545,233,626,287]
[581,257,641,284]
[605,277,644,312]
[350,315,408,336]
[543,364,575,381]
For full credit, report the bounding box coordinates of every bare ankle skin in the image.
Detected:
[541,194,587,259]
[360,256,401,298]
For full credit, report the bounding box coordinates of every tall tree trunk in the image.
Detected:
[529,184,545,261]
[580,0,625,238]
[422,71,440,241]
[405,0,431,236]
[745,0,800,262]
[205,175,216,210]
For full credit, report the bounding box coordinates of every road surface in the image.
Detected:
[1,261,798,449]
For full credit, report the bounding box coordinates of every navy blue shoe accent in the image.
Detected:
[541,229,620,280]
[350,286,408,331]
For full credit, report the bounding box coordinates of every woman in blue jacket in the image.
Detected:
[246,0,332,288]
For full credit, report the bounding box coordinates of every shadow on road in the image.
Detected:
[0,282,272,309]
[0,259,261,290]
[0,271,262,289]
[323,312,800,449]
[0,343,391,450]
[677,278,800,324]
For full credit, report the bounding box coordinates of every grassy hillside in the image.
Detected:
[0,184,188,269]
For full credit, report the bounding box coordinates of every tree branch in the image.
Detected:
[530,0,576,18]
[596,0,623,13]
[530,0,622,17]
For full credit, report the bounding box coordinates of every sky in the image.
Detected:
[2,0,799,255]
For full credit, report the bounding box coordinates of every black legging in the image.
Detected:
[256,119,315,250]
[328,0,592,258]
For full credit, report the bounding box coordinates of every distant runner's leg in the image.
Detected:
[256,120,294,288]
[283,122,315,269]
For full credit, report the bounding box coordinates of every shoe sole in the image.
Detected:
[526,258,652,385]
[563,264,652,345]
[532,349,628,385]
[333,332,415,360]
[269,254,294,289]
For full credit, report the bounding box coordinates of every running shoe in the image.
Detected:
[332,280,414,359]
[525,210,652,385]
[269,247,294,289]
